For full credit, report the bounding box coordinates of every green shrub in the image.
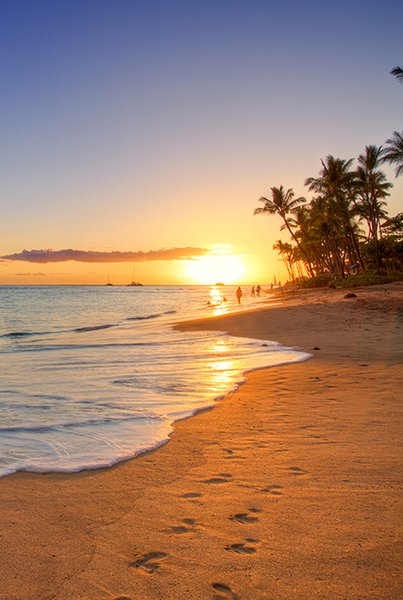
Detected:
[298,272,403,289]
[333,273,403,288]
[299,274,332,288]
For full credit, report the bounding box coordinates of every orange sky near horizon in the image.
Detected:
[0,245,280,286]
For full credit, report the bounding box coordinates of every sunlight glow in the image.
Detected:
[207,359,235,388]
[185,250,245,285]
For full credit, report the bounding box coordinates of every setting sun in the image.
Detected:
[185,251,245,284]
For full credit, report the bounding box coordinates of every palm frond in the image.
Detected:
[382,131,403,177]
[391,66,403,84]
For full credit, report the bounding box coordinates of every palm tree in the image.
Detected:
[273,240,296,281]
[391,66,403,84]
[355,145,391,272]
[305,156,364,272]
[288,205,323,275]
[254,186,314,275]
[382,131,403,177]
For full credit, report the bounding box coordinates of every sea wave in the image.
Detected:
[10,341,161,353]
[0,285,310,478]
[126,309,177,321]
[2,330,49,338]
[2,310,178,340]
[73,324,116,333]
[0,413,163,434]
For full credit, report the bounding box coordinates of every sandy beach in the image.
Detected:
[0,283,402,600]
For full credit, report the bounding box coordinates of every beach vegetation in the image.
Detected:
[299,272,403,289]
[255,143,403,286]
[254,186,314,276]
[390,66,403,85]
[381,131,403,178]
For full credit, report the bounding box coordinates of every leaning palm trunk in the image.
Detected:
[283,220,314,277]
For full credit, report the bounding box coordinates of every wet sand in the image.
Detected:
[0,283,402,599]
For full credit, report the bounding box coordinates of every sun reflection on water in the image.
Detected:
[208,286,230,316]
[208,363,235,389]
[207,337,238,390]
[210,339,228,354]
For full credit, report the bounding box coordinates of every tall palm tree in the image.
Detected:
[391,66,403,84]
[382,131,403,177]
[305,156,364,272]
[355,145,391,272]
[254,186,314,276]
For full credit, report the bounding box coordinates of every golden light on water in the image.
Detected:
[185,247,245,285]
[208,359,235,388]
[210,340,228,353]
[206,338,236,389]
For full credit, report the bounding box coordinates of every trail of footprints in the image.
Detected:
[127,462,307,599]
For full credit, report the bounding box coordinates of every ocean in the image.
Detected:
[0,285,310,477]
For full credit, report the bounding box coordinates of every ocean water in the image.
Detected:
[0,285,310,477]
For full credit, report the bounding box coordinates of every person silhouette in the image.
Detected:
[236,286,243,304]
[256,284,261,296]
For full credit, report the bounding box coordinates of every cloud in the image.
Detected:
[15,272,47,276]
[2,247,209,264]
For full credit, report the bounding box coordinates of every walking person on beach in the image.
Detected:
[256,284,261,296]
[236,286,243,304]
[251,286,255,296]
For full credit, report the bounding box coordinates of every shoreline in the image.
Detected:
[0,283,402,599]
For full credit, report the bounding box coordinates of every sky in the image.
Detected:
[1,0,402,285]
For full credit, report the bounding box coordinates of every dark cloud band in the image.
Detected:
[2,248,208,264]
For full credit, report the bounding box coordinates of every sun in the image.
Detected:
[185,250,245,285]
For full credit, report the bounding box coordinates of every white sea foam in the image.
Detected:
[0,285,310,477]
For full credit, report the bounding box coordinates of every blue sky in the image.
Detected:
[0,0,402,283]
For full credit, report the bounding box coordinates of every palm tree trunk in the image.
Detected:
[284,220,314,277]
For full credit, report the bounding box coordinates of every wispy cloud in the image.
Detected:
[2,247,209,264]
[15,272,47,276]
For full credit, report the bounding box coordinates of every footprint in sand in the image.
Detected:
[180,492,202,499]
[171,526,192,534]
[224,449,243,460]
[114,597,132,600]
[259,484,283,495]
[287,466,308,476]
[225,543,256,554]
[230,512,259,524]
[202,473,232,484]
[212,582,240,600]
[130,551,168,574]
[170,518,196,534]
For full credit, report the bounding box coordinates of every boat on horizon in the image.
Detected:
[126,266,143,286]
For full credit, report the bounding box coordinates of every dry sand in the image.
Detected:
[0,283,402,600]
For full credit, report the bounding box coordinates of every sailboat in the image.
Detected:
[127,266,143,287]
